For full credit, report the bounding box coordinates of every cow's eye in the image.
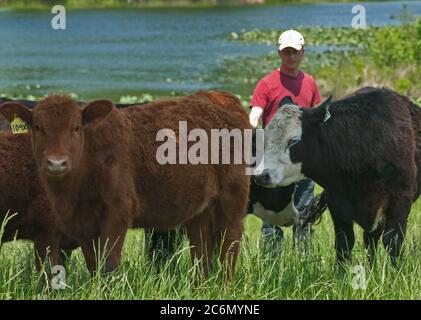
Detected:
[34,125,41,132]
[287,138,300,148]
[74,126,81,133]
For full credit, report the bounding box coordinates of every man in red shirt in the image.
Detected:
[249,29,321,245]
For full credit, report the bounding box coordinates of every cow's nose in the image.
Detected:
[254,171,271,186]
[46,157,69,173]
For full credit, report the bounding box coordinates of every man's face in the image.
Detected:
[279,47,304,71]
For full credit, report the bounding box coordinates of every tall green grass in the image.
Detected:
[1,195,420,299]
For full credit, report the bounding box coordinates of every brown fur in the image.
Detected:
[0,114,10,131]
[0,91,251,279]
[0,131,77,267]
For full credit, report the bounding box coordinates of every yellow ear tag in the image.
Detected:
[11,116,28,134]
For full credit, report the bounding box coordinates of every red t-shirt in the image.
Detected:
[250,69,321,127]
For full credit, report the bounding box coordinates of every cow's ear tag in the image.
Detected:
[321,96,332,123]
[11,115,28,134]
[324,109,331,122]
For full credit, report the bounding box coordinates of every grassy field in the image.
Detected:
[0,5,420,301]
[1,185,420,299]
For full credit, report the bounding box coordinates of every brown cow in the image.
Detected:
[0,131,78,268]
[1,97,178,264]
[0,91,251,279]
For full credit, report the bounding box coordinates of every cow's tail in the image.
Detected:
[296,191,328,233]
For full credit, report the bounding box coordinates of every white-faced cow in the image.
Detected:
[257,87,421,264]
[248,127,299,228]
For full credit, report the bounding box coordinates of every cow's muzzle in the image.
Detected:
[45,156,71,177]
[254,170,278,188]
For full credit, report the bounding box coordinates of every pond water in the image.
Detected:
[0,1,420,99]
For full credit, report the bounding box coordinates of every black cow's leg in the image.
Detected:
[331,215,355,264]
[363,226,383,265]
[147,229,181,264]
[383,218,407,266]
[382,198,410,265]
[60,249,73,265]
[325,194,355,264]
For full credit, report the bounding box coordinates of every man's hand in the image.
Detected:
[249,106,264,128]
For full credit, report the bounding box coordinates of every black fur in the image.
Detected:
[290,87,420,264]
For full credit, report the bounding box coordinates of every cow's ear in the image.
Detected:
[279,96,294,108]
[82,100,114,126]
[317,96,332,123]
[0,102,33,126]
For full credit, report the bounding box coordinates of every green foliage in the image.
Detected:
[229,26,378,49]
[227,16,421,100]
[395,78,412,94]
[414,18,421,63]
[370,25,417,68]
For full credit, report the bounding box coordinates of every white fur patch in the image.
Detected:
[263,104,304,185]
[370,207,385,233]
[252,201,298,227]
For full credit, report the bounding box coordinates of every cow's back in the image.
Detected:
[124,91,251,228]
[322,88,415,180]
[312,88,417,231]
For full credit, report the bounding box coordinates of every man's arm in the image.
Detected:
[311,77,321,107]
[249,106,264,128]
[249,79,269,128]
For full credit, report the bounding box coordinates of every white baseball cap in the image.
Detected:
[278,29,305,51]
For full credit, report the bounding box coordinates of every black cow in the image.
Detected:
[249,92,326,237]
[248,113,298,228]
[257,87,421,264]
